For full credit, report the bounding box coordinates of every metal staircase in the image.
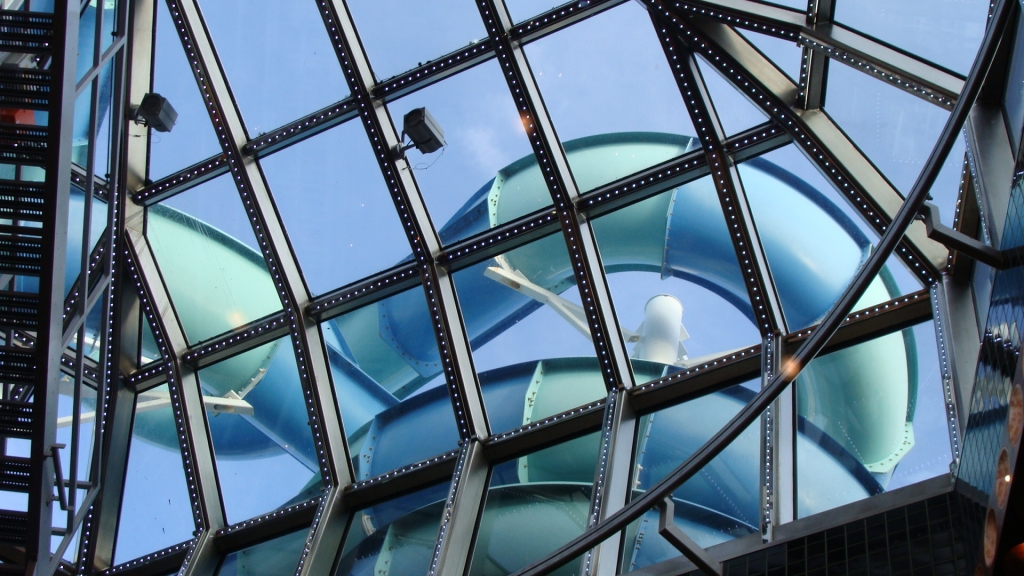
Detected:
[0,4,79,575]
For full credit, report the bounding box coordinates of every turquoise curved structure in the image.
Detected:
[68,133,921,574]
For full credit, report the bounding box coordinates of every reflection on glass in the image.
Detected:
[199,336,320,524]
[695,55,768,136]
[93,60,115,177]
[386,60,535,238]
[624,383,760,571]
[737,145,923,331]
[468,433,599,576]
[100,0,117,55]
[147,174,281,343]
[737,29,802,82]
[149,0,222,179]
[198,0,349,134]
[71,88,91,168]
[796,321,949,517]
[217,528,309,576]
[335,483,450,576]
[114,384,195,564]
[452,233,605,434]
[523,2,697,192]
[825,56,950,196]
[590,175,759,385]
[75,1,97,82]
[834,0,988,75]
[260,122,410,295]
[346,0,486,81]
[324,285,460,480]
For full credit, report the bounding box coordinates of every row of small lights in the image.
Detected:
[797,36,955,110]
[182,312,288,365]
[122,249,205,528]
[437,209,558,265]
[652,0,938,286]
[348,448,460,491]
[316,0,480,441]
[215,496,321,537]
[133,155,227,205]
[761,334,776,532]
[245,100,358,155]
[930,283,962,465]
[293,489,331,576]
[61,238,107,323]
[307,263,418,318]
[101,540,193,575]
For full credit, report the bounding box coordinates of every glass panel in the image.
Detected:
[796,321,949,517]
[323,285,460,481]
[100,0,117,55]
[199,336,319,524]
[590,175,760,385]
[346,0,486,81]
[217,528,309,576]
[695,55,769,137]
[927,135,968,229]
[1005,12,1024,153]
[335,482,450,576]
[93,59,115,178]
[451,232,606,434]
[139,314,162,367]
[825,62,950,196]
[523,1,698,192]
[737,29,802,82]
[737,144,922,332]
[260,121,410,295]
[468,432,600,576]
[64,187,107,298]
[147,174,281,343]
[834,0,988,75]
[624,381,760,571]
[76,0,97,82]
[149,0,222,179]
[114,384,195,564]
[71,86,91,168]
[386,60,537,242]
[198,0,349,134]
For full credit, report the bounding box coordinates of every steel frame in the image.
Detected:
[64,0,1020,574]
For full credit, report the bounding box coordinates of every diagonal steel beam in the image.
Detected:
[667,0,963,108]
[650,3,949,282]
[656,28,787,336]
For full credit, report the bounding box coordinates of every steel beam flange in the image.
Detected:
[646,0,946,283]
[475,0,634,392]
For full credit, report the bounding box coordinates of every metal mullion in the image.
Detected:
[475,0,633,393]
[180,312,290,370]
[472,3,637,575]
[426,440,489,576]
[648,3,947,284]
[508,0,628,44]
[316,0,489,444]
[161,4,352,573]
[658,31,786,336]
[798,0,832,110]
[123,237,222,576]
[83,0,140,563]
[242,98,359,158]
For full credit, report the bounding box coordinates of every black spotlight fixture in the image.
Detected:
[394,107,445,157]
[132,93,178,133]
